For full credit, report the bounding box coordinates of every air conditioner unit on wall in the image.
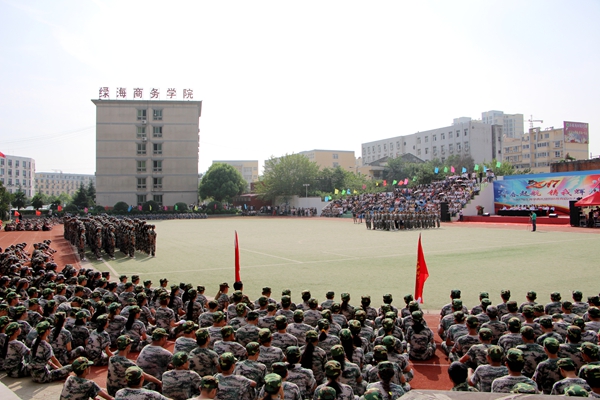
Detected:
[142,120,147,125]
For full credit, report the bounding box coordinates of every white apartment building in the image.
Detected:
[212,160,259,183]
[361,119,502,166]
[93,99,202,207]
[0,155,35,196]
[35,172,95,197]
[481,110,524,139]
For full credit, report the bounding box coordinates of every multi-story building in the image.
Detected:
[212,160,259,184]
[481,110,524,139]
[0,155,35,196]
[93,99,202,207]
[35,172,95,197]
[361,120,502,166]
[298,150,356,172]
[502,123,589,173]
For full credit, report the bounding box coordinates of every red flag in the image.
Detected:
[14,210,20,217]
[415,233,429,303]
[0,151,5,158]
[35,210,41,216]
[383,180,387,187]
[234,231,241,282]
[57,205,63,212]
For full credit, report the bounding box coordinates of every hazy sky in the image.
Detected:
[1,0,599,175]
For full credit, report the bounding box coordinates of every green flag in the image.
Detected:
[392,180,397,185]
[496,161,502,168]
[175,204,178,210]
[412,176,416,182]
[474,164,479,171]
[444,166,448,173]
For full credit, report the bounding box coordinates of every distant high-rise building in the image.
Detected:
[298,150,356,172]
[0,154,35,197]
[481,110,524,139]
[35,172,95,197]
[212,160,259,183]
[93,99,202,208]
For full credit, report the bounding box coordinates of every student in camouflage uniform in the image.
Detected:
[258,328,285,373]
[214,325,247,359]
[468,345,508,392]
[321,310,342,337]
[259,304,278,332]
[546,292,563,316]
[296,291,312,312]
[28,320,73,383]
[229,303,249,331]
[551,357,591,395]
[516,325,547,378]
[448,361,478,392]
[533,337,563,394]
[3,322,30,377]
[50,311,85,365]
[115,366,169,400]
[189,375,219,400]
[301,330,328,385]
[441,311,468,355]
[108,336,139,396]
[304,299,323,328]
[136,328,173,386]
[174,321,200,354]
[330,344,364,396]
[262,373,285,399]
[272,315,298,352]
[85,314,113,366]
[491,348,539,393]
[276,295,295,322]
[162,352,202,400]
[122,306,148,351]
[536,316,564,346]
[313,360,356,400]
[215,352,257,400]
[450,315,480,362]
[234,342,267,391]
[198,300,219,328]
[579,342,600,380]
[497,317,524,355]
[583,365,600,397]
[59,356,112,400]
[287,310,313,347]
[267,362,303,400]
[154,292,177,336]
[236,310,260,346]
[189,328,219,378]
[572,291,589,316]
[208,311,227,348]
[559,325,585,371]
[285,346,317,399]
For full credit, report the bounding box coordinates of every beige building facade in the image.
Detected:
[212,160,258,183]
[298,150,356,172]
[93,99,202,207]
[0,155,35,197]
[502,126,589,173]
[35,172,95,197]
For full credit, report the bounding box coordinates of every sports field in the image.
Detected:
[86,217,600,310]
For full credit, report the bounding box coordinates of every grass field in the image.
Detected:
[85,217,600,311]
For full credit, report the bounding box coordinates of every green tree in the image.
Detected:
[71,183,89,209]
[198,163,247,202]
[482,159,515,176]
[174,202,188,212]
[256,154,320,202]
[11,187,27,211]
[142,200,159,212]
[86,181,96,206]
[31,193,44,210]
[0,182,11,220]
[113,201,129,213]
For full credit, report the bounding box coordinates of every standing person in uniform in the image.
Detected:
[530,210,537,232]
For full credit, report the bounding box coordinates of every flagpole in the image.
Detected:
[234,231,241,282]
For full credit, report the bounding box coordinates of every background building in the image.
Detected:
[0,155,35,196]
[93,99,202,207]
[35,172,95,197]
[481,110,524,138]
[298,149,355,172]
[502,122,589,173]
[361,120,502,166]
[212,160,259,183]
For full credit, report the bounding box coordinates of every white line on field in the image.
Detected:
[242,249,303,263]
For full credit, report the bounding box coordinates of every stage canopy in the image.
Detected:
[575,191,600,207]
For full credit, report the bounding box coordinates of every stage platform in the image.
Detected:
[462,215,570,225]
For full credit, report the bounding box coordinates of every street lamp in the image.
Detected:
[303,183,310,198]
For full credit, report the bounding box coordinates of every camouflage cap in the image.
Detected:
[151,328,169,340]
[34,320,51,334]
[486,305,498,317]
[507,317,522,330]
[218,352,238,369]
[382,335,396,349]
[326,291,335,298]
[272,361,288,377]
[551,291,561,301]
[589,307,600,318]
[452,299,463,309]
[450,289,461,298]
[183,321,199,333]
[505,348,524,363]
[568,325,582,340]
[501,289,511,296]
[119,275,128,280]
[330,303,341,312]
[75,311,87,320]
[108,302,121,312]
[232,291,243,301]
[306,330,318,340]
[564,384,589,397]
[581,342,599,358]
[521,325,535,340]
[72,356,94,374]
[585,365,600,386]
[125,366,144,383]
[293,310,304,319]
[453,311,465,322]
[258,328,272,342]
[221,325,234,337]
[341,293,350,301]
[403,294,414,303]
[258,296,269,306]
[172,351,189,367]
[522,305,534,318]
[412,310,424,321]
[361,295,371,303]
[349,320,362,332]
[331,344,345,358]
[129,305,140,314]
[383,293,393,301]
[124,282,134,288]
[239,342,258,356]
[262,287,271,293]
[301,290,311,297]
[201,375,219,390]
[510,382,538,394]
[281,295,291,306]
[479,328,492,340]
[281,289,291,296]
[28,298,39,305]
[378,361,395,372]
[526,290,537,299]
[325,360,342,377]
[159,278,168,284]
[382,318,395,330]
[117,335,134,350]
[354,309,366,320]
[339,329,352,341]
[317,319,330,330]
[481,298,492,307]
[286,346,301,358]
[479,292,489,299]
[213,311,225,322]
[572,290,583,298]
[488,345,503,362]
[373,345,388,361]
[563,301,573,310]
[317,387,337,400]
[557,357,575,369]
[539,316,553,328]
[362,388,383,400]
[5,292,20,300]
[507,301,518,312]
[533,304,545,313]
[0,316,11,329]
[544,337,560,353]
[235,303,247,315]
[247,311,259,320]
[127,298,138,305]
[466,315,479,327]
[196,328,209,340]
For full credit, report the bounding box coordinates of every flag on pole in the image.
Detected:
[474,164,479,171]
[483,166,488,173]
[383,180,387,187]
[398,180,403,186]
[412,176,416,182]
[0,152,5,158]
[434,167,439,174]
[138,205,142,211]
[14,210,20,217]
[234,231,241,282]
[392,180,397,185]
[415,233,429,303]
[57,205,63,212]
[451,166,455,173]
[35,210,41,216]
[362,184,366,190]
[175,204,178,210]
[353,190,357,194]
[496,161,502,168]
[346,189,351,195]
[84,207,88,213]
[128,205,132,212]
[335,189,339,194]
[404,178,409,185]
[462,167,467,173]
[444,166,448,173]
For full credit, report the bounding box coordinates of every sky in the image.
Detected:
[1,0,599,176]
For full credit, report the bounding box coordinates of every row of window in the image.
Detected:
[0,159,32,168]
[137,177,163,190]
[137,126,163,138]
[0,178,31,187]
[137,195,163,206]
[137,143,162,155]
[137,160,162,173]
[417,142,470,156]
[0,169,31,177]
[137,109,163,121]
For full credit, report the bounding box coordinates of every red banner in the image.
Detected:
[415,233,429,303]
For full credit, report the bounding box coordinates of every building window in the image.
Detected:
[137,126,146,138]
[417,137,421,144]
[448,131,452,138]
[137,143,147,155]
[137,178,147,190]
[383,144,387,150]
[153,160,162,173]
[456,130,460,136]
[15,179,19,186]
[153,109,163,120]
[425,148,429,155]
[333,153,338,159]
[8,160,12,167]
[153,195,163,205]
[153,126,163,138]
[425,136,428,143]
[449,144,453,153]
[554,151,562,158]
[333,162,339,167]
[464,129,468,136]
[545,133,549,139]
[15,160,19,167]
[441,133,445,140]
[15,170,19,176]
[153,143,163,155]
[441,145,445,154]
[137,109,147,120]
[554,141,561,148]
[397,141,400,148]
[137,194,146,205]
[433,146,437,155]
[153,177,162,190]
[8,169,12,176]
[457,143,461,152]
[137,161,146,173]
[0,159,3,166]
[464,142,469,151]
[433,135,437,141]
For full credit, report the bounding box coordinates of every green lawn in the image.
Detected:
[85,217,600,311]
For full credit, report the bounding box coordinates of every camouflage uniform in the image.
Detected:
[161,369,202,400]
[258,381,302,400]
[533,358,562,394]
[558,342,585,371]
[198,311,215,328]
[491,375,538,393]
[50,328,85,365]
[115,387,168,400]
[4,339,30,377]
[272,331,299,352]
[214,339,248,360]
[85,328,111,366]
[287,363,317,399]
[236,323,260,347]
[29,340,73,382]
[258,345,285,373]
[234,358,267,389]
[123,319,147,351]
[215,372,255,400]
[137,344,173,381]
[300,343,328,385]
[60,375,102,400]
[107,315,127,345]
[516,342,547,378]
[551,377,591,395]
[536,331,564,346]
[313,382,355,400]
[107,354,137,396]
[497,332,523,355]
[339,359,364,396]
[154,306,176,330]
[451,334,480,362]
[481,319,507,345]
[174,336,198,354]
[405,320,435,360]
[71,324,90,349]
[471,364,508,392]
[287,321,313,347]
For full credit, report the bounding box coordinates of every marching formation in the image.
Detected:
[363,210,440,231]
